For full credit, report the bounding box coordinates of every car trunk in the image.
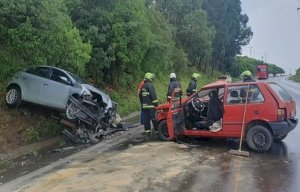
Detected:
[266,82,297,119]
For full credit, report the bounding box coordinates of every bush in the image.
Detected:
[24,121,63,144]
[24,127,40,143]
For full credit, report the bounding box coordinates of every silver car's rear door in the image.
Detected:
[22,67,51,103]
[39,69,73,109]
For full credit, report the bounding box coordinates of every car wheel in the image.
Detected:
[158,120,169,141]
[5,86,22,108]
[274,134,287,142]
[246,125,273,152]
[66,101,79,120]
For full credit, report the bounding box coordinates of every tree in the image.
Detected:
[178,9,215,73]
[156,0,214,73]
[0,0,91,81]
[202,0,253,74]
[268,64,285,76]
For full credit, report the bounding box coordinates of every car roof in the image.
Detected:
[38,66,68,73]
[202,80,269,89]
[202,80,230,88]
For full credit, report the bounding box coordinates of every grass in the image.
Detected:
[24,121,64,144]
[289,75,300,83]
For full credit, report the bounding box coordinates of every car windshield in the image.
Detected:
[268,83,292,101]
[68,72,85,84]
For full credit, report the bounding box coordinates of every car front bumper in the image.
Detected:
[269,117,298,138]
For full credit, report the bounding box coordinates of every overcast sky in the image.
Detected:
[241,0,300,74]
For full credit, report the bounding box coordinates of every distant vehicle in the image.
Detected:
[5,66,116,121]
[256,64,268,79]
[155,80,298,152]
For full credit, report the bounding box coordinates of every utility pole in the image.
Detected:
[249,47,253,58]
[261,56,264,63]
[265,53,267,63]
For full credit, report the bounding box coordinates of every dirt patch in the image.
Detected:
[0,99,61,153]
[0,106,34,152]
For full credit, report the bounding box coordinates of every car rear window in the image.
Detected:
[268,83,292,101]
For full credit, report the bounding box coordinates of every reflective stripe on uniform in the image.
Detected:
[143,105,155,108]
[152,100,158,103]
[142,92,150,96]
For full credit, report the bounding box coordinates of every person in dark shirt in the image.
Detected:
[167,73,181,102]
[139,72,158,134]
[241,70,256,82]
[186,73,201,96]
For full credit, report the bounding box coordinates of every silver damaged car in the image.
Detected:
[5,66,117,122]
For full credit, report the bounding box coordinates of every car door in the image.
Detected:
[223,85,246,134]
[223,84,265,135]
[39,68,73,109]
[167,89,185,140]
[22,67,51,103]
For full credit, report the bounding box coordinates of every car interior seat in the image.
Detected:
[229,90,240,103]
[194,90,223,130]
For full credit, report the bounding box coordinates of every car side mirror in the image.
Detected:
[60,76,72,86]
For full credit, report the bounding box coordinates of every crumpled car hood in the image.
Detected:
[82,84,113,110]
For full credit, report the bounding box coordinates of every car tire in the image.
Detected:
[246,125,273,152]
[158,120,169,141]
[274,134,287,142]
[65,100,79,121]
[5,86,22,108]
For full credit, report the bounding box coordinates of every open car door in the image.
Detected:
[167,88,185,140]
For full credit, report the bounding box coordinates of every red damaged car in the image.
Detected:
[155,80,298,152]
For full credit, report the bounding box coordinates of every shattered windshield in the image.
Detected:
[68,72,86,84]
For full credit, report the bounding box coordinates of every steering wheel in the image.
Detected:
[191,97,204,112]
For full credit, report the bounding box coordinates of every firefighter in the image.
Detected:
[241,70,256,82]
[139,72,158,134]
[186,73,201,96]
[167,73,181,102]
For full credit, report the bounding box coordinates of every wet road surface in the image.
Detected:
[1,76,300,192]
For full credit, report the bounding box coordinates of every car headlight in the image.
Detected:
[82,87,92,100]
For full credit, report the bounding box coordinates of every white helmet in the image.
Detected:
[169,73,176,78]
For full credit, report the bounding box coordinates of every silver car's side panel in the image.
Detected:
[39,78,73,109]
[20,73,44,103]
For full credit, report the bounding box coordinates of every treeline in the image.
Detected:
[231,56,285,77]
[290,68,300,82]
[0,0,253,90]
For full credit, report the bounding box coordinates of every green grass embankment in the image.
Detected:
[289,75,300,83]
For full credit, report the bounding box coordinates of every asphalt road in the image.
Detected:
[1,76,300,192]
